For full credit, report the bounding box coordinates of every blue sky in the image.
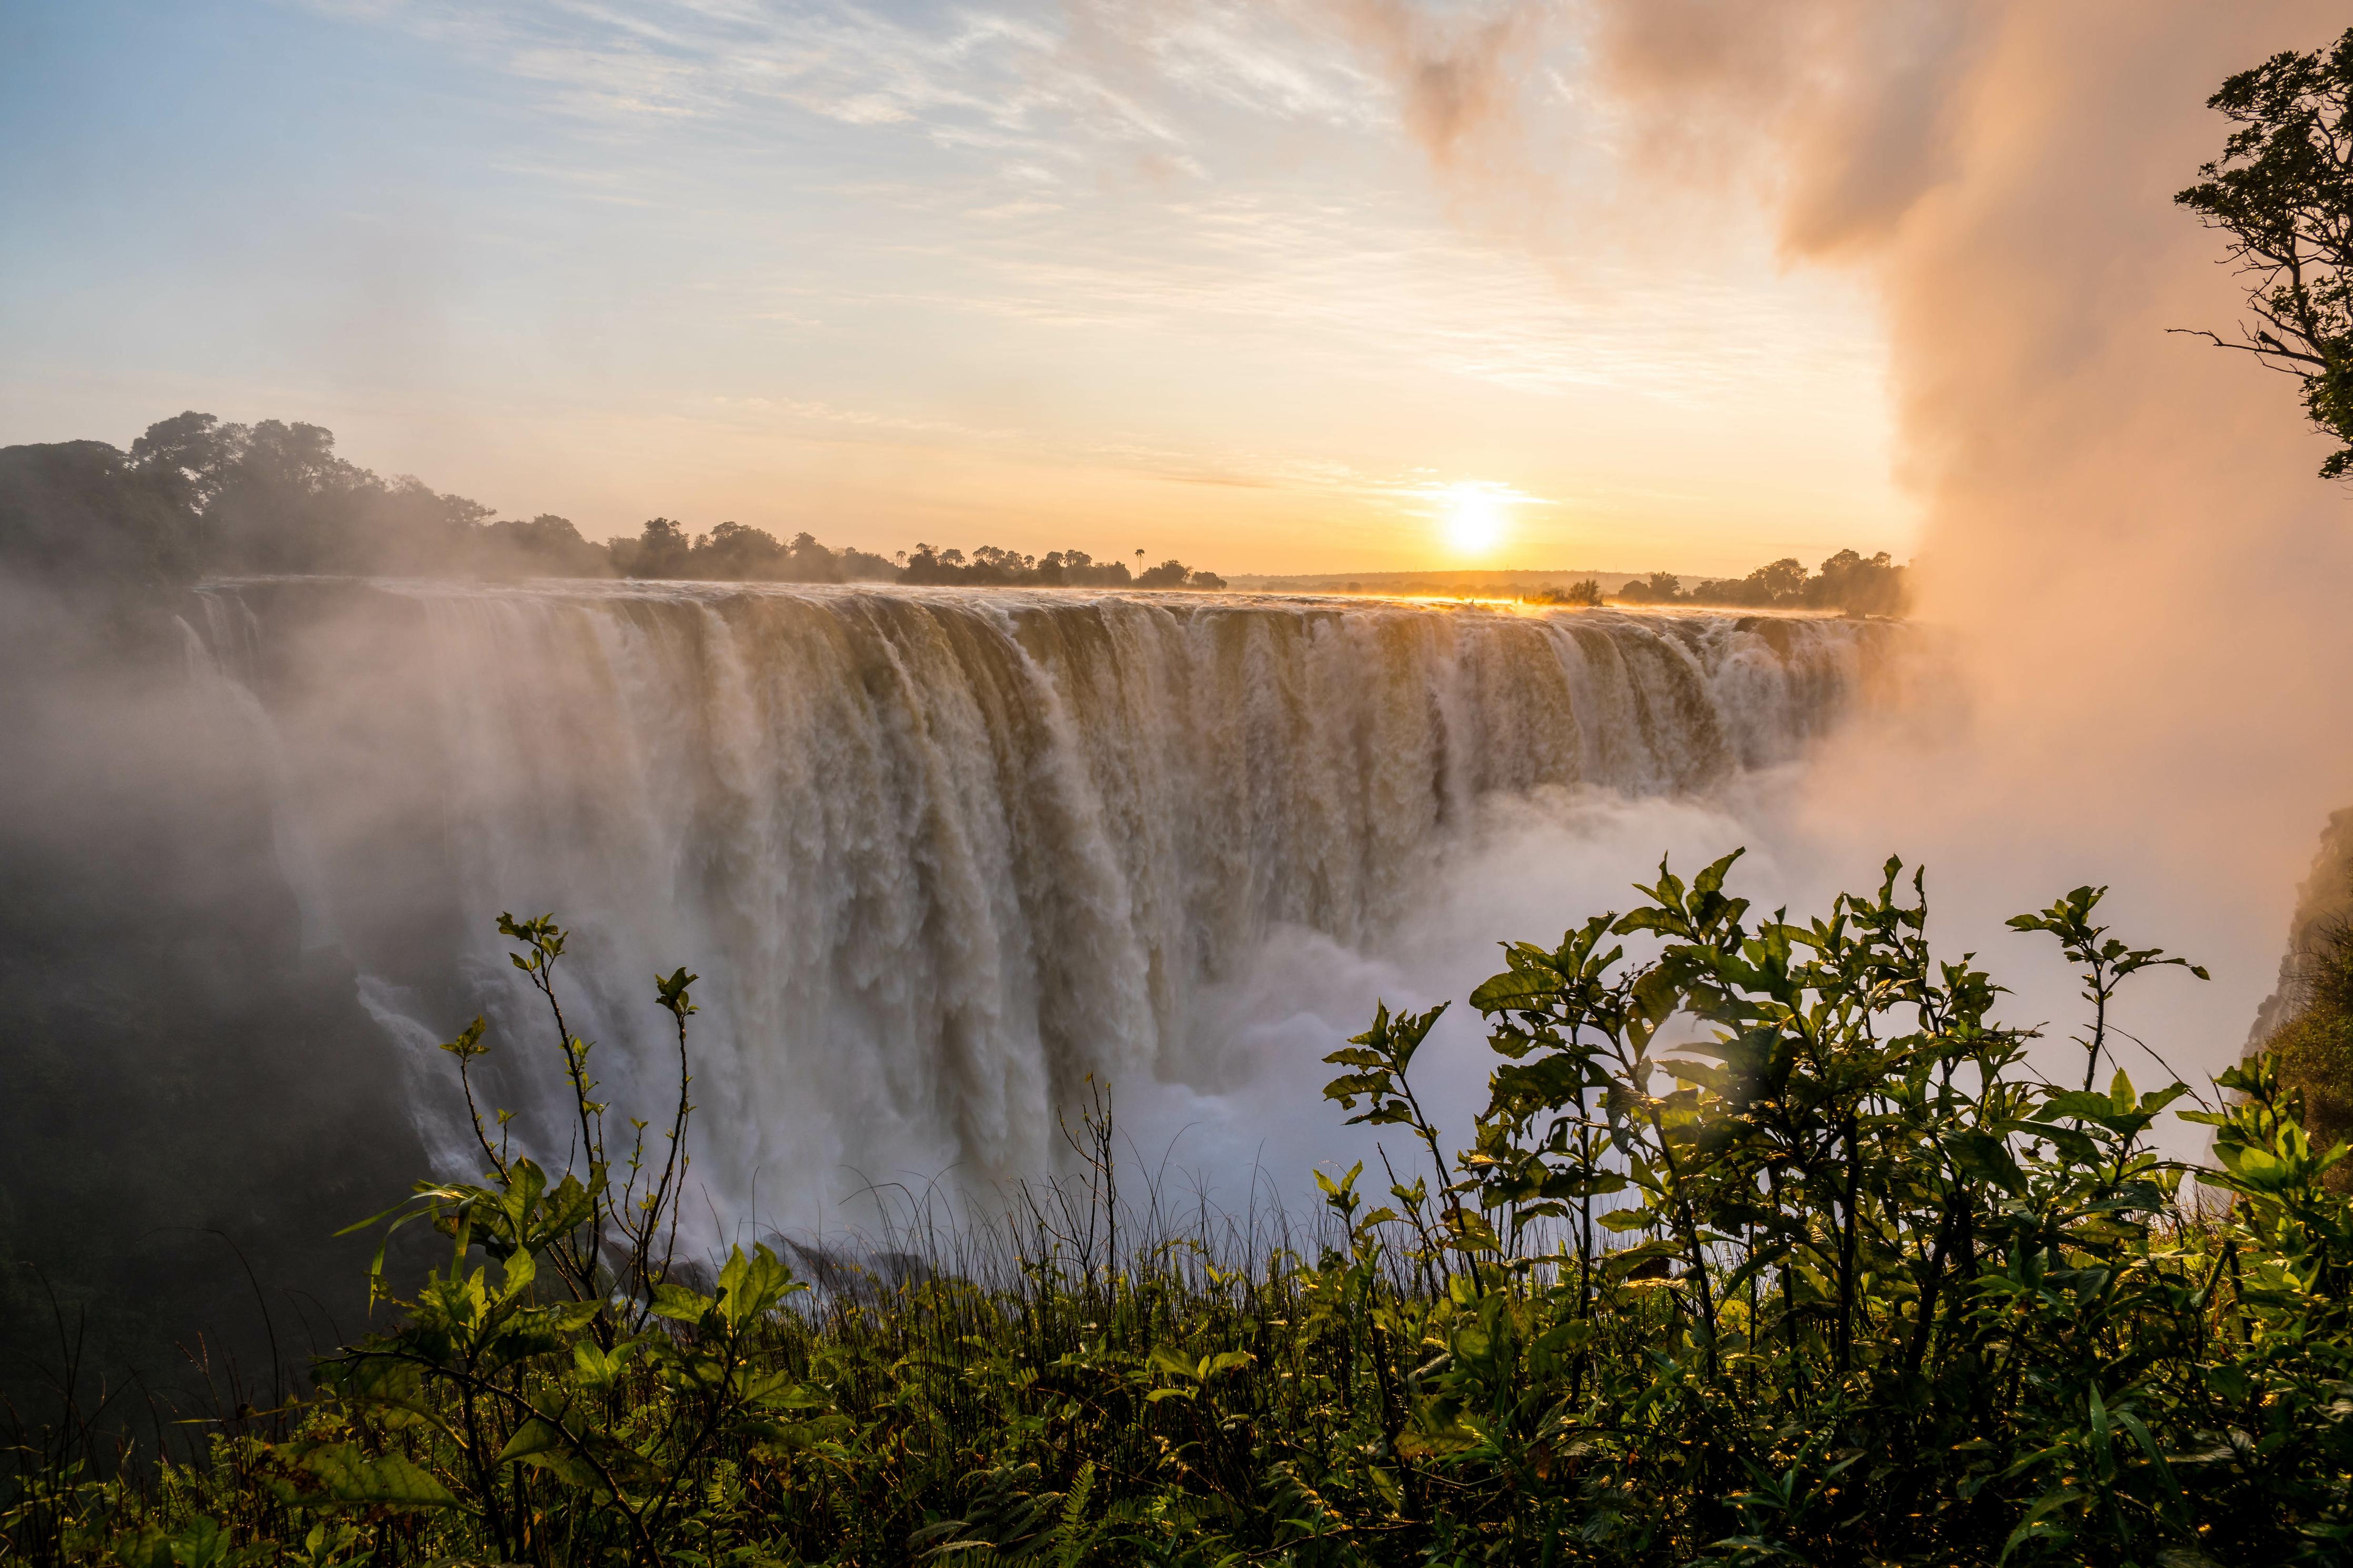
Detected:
[1,0,1910,574]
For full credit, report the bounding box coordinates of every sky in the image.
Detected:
[8,0,2353,1197]
[1580,1,2353,1104]
[0,0,1909,576]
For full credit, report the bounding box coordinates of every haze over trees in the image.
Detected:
[1525,576,1603,606]
[21,865,2353,1565]
[2175,25,2353,477]
[1610,548,1907,614]
[22,28,2353,1568]
[898,541,1225,589]
[0,412,1230,593]
[2196,27,2353,1201]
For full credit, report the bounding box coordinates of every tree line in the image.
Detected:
[0,411,1228,593]
[1611,549,1907,614]
[17,864,2353,1565]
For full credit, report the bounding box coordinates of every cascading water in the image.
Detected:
[186,579,1903,1225]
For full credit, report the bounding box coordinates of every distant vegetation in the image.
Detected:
[13,858,2353,1565]
[1525,577,1604,607]
[14,27,2353,1566]
[899,543,1223,590]
[2258,916,2353,1190]
[1238,568,1644,596]
[0,412,1228,593]
[2175,26,2353,478]
[1610,549,1907,615]
[2181,22,2353,1159]
[1239,555,1909,617]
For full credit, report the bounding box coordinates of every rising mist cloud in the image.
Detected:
[1591,1,2353,1069]
[1320,0,1554,168]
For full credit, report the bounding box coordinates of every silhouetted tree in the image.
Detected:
[1613,571,1683,604]
[1805,548,1907,614]
[477,514,610,577]
[834,544,899,581]
[9,409,1229,592]
[109,411,491,575]
[126,410,238,515]
[1749,557,1808,602]
[0,440,197,596]
[2177,26,2353,477]
[617,518,695,579]
[1037,549,1132,587]
[1527,579,1603,608]
[690,521,788,580]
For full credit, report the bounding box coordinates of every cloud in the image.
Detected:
[1592,0,1988,256]
[1591,0,2353,1069]
[1320,0,1557,167]
[81,0,1897,574]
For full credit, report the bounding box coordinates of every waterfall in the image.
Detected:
[190,579,1903,1218]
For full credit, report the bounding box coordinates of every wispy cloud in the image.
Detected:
[14,2,1904,568]
[297,1,1572,183]
[301,1,1212,172]
[820,188,1870,400]
[299,0,1828,407]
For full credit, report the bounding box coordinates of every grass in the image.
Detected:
[2268,918,2353,1188]
[9,857,2353,1566]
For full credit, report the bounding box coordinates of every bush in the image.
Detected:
[1527,578,1602,608]
[2262,918,2353,1189]
[10,858,2352,1565]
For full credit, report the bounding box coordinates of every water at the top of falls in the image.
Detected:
[187,577,1909,1235]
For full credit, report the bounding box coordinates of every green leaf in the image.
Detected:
[494,1417,572,1466]
[716,1242,804,1328]
[1947,1130,2027,1196]
[1148,1344,1199,1381]
[492,1418,618,1491]
[1470,967,1561,1014]
[293,1444,459,1511]
[650,1281,713,1324]
[573,1338,636,1385]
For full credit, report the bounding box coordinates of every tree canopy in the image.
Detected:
[1,411,1228,595]
[1611,549,1905,614]
[2177,26,2353,477]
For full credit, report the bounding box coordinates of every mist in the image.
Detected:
[1183,1,2353,1136]
[1570,3,2353,1086]
[0,563,427,1408]
[7,1,2353,1411]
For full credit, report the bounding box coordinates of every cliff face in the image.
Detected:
[2249,808,2353,1049]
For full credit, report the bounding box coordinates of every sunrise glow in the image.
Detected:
[0,3,1915,578]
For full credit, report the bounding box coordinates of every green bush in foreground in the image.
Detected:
[9,854,2353,1566]
[2266,918,2353,1187]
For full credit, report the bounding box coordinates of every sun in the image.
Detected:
[1442,484,1508,555]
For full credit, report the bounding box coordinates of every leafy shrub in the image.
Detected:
[1526,579,1603,608]
[2262,918,2353,1190]
[9,857,2353,1565]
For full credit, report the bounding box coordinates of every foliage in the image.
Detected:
[898,543,1225,591]
[0,414,1226,594]
[12,862,2353,1566]
[125,413,496,576]
[608,519,896,584]
[2176,26,2353,479]
[1611,550,1907,615]
[1525,579,1603,608]
[2008,884,2209,1091]
[2260,917,2353,1188]
[0,442,200,596]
